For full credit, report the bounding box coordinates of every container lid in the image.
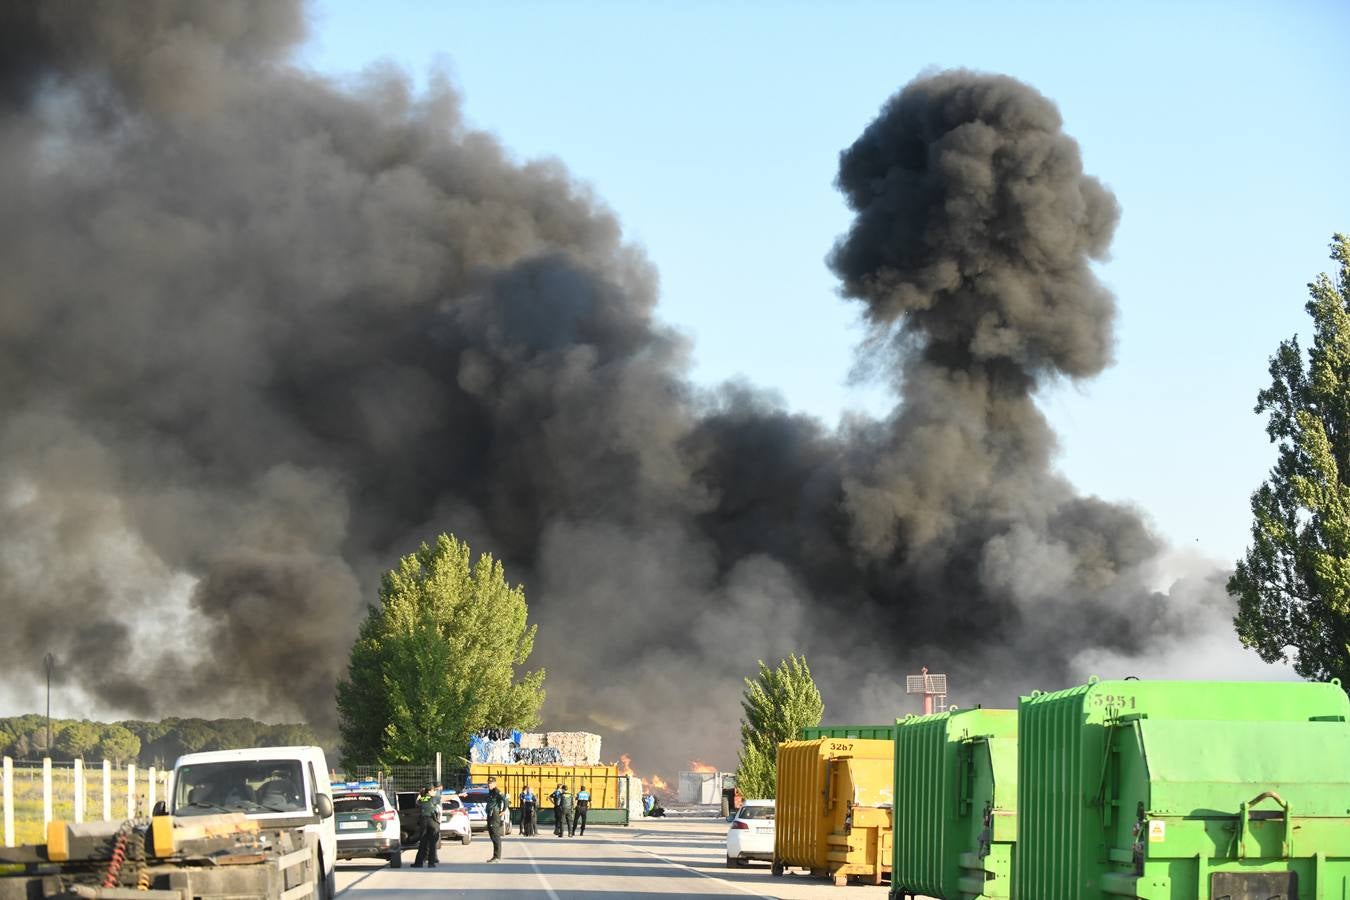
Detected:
[1138,719,1350,816]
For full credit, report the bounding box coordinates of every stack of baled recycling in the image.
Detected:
[514,747,564,765]
[545,731,602,765]
[517,732,547,750]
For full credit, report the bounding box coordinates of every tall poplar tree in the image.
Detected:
[1230,234,1350,687]
[337,534,545,765]
[734,654,823,798]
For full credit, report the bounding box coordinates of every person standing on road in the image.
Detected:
[432,781,445,853]
[559,784,575,837]
[485,777,506,862]
[571,785,590,836]
[520,785,537,836]
[412,785,441,868]
[550,783,565,837]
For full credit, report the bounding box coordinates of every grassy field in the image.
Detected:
[4,765,169,847]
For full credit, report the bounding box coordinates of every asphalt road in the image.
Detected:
[334,817,898,899]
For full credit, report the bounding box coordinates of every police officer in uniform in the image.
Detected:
[411,785,440,868]
[520,784,537,836]
[559,784,574,837]
[485,777,506,862]
[550,783,566,837]
[571,784,590,836]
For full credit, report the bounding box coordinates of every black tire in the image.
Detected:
[315,848,333,900]
[461,832,471,846]
[388,850,402,869]
[771,858,785,877]
[726,856,737,868]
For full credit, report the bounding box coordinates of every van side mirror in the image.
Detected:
[152,801,168,817]
[315,793,334,819]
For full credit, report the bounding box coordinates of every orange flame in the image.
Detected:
[687,759,717,774]
[613,754,675,796]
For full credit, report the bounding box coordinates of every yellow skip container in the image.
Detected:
[468,763,621,808]
[773,737,894,886]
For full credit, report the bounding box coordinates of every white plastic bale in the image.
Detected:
[486,740,515,765]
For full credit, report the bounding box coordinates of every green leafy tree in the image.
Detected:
[336,533,545,766]
[1231,234,1350,687]
[54,720,101,760]
[97,724,141,765]
[735,654,823,798]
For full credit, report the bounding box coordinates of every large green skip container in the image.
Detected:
[1016,678,1350,899]
[801,723,900,741]
[891,708,1017,899]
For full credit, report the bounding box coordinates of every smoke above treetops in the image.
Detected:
[0,1,1262,772]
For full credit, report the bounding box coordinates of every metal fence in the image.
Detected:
[345,765,469,796]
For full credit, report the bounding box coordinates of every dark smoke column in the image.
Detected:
[0,0,1237,768]
[831,71,1120,380]
[825,71,1168,681]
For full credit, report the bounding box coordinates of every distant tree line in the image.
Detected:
[0,715,316,767]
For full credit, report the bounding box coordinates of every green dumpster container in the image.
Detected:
[801,723,900,741]
[1016,678,1350,899]
[891,708,1017,899]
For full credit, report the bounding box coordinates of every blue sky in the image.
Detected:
[300,0,1350,569]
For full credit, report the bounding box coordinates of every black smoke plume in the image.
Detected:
[0,4,1236,771]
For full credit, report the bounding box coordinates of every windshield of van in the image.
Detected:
[175,760,307,815]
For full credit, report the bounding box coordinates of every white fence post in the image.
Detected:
[42,758,52,831]
[74,758,85,824]
[102,760,111,821]
[164,771,173,814]
[126,764,136,819]
[3,756,13,847]
[147,766,156,812]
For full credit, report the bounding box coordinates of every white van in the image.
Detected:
[167,746,336,899]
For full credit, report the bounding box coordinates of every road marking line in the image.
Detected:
[599,834,776,899]
[518,840,562,900]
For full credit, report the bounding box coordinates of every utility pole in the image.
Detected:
[43,653,55,754]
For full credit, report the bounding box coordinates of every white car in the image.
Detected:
[458,785,510,833]
[169,746,337,898]
[440,794,473,845]
[331,782,402,868]
[726,799,775,867]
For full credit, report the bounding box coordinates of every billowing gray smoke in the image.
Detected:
[0,4,1233,771]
